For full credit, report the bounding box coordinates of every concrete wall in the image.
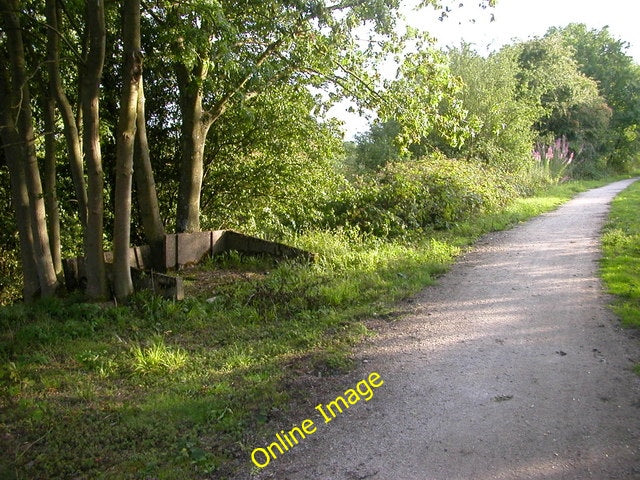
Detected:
[163,230,227,270]
[62,230,314,300]
[162,230,315,270]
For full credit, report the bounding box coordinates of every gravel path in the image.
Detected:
[256,179,640,480]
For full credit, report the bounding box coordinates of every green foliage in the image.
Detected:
[515,34,600,116]
[378,44,472,150]
[129,338,189,376]
[323,154,516,236]
[514,33,611,169]
[198,85,347,238]
[551,24,640,172]
[444,45,539,172]
[353,120,405,170]
[601,180,640,329]
[144,0,422,138]
[335,40,475,174]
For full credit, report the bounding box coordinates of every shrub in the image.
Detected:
[322,154,517,236]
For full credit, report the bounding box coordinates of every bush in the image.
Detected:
[322,154,517,236]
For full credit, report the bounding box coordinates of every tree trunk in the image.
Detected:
[45,0,88,229]
[1,0,59,297]
[134,76,165,249]
[81,0,108,299]
[43,94,63,278]
[172,36,279,234]
[1,144,40,300]
[0,72,39,300]
[175,61,212,233]
[113,0,142,301]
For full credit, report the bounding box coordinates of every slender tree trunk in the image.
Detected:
[175,61,212,233]
[43,94,63,277]
[81,0,108,299]
[113,0,142,301]
[134,76,165,248]
[0,72,39,300]
[45,0,88,228]
[1,144,40,300]
[1,0,59,297]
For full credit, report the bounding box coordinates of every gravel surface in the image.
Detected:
[254,179,640,480]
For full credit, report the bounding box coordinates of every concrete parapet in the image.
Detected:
[62,230,314,300]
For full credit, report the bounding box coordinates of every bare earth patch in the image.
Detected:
[253,179,640,480]
[180,267,267,298]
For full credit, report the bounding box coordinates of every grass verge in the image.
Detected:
[0,176,629,479]
[601,179,640,337]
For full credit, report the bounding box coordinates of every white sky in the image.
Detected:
[333,0,640,138]
[416,0,640,60]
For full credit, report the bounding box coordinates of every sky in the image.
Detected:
[332,0,640,138]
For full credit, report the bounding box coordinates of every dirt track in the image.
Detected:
[254,179,640,480]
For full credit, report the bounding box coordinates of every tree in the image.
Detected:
[198,83,347,237]
[551,24,640,171]
[349,43,473,170]
[0,79,40,300]
[444,45,539,172]
[515,34,604,133]
[112,0,143,301]
[0,0,508,304]
[45,0,88,230]
[133,76,165,252]
[0,0,60,299]
[81,0,109,299]
[354,120,405,170]
[42,91,63,277]
[143,0,454,232]
[512,33,612,174]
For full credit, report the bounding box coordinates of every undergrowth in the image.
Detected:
[0,176,628,479]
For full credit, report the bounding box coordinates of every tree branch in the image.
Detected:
[205,36,286,127]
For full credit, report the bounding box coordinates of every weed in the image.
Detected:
[177,440,219,474]
[76,349,118,378]
[533,136,574,183]
[3,361,22,384]
[129,338,188,375]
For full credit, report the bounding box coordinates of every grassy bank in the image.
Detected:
[600,178,640,374]
[0,177,627,479]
